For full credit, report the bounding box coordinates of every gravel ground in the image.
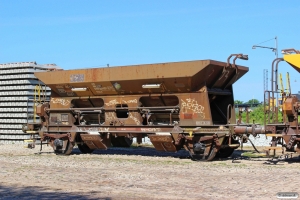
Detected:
[0,144,300,200]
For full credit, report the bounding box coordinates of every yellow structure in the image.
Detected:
[24,85,46,148]
[283,53,300,72]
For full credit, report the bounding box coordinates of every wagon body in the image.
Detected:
[25,57,261,160]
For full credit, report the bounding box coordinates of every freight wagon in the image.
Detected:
[23,54,263,161]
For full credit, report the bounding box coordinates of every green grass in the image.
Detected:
[130,142,154,148]
[241,151,268,158]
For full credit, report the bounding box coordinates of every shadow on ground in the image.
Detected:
[92,146,191,158]
[0,185,110,200]
[36,146,191,159]
[36,145,300,163]
[219,149,300,164]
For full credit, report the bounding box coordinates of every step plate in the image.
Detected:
[148,135,177,152]
[80,134,107,150]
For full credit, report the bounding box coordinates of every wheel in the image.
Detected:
[111,136,122,147]
[111,136,133,147]
[190,143,217,161]
[51,138,74,155]
[118,136,133,147]
[216,137,240,158]
[216,147,235,158]
[76,133,94,154]
[77,143,94,154]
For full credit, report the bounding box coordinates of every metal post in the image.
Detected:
[253,37,279,123]
[275,36,278,59]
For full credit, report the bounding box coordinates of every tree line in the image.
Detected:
[234,99,261,105]
[234,99,283,124]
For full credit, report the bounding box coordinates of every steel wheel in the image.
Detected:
[77,143,94,154]
[190,143,217,161]
[111,136,133,147]
[216,137,239,158]
[118,136,133,147]
[51,139,74,155]
[111,136,122,147]
[216,147,235,158]
[76,133,94,154]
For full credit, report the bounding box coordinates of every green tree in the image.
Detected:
[245,99,260,105]
[236,105,283,124]
[234,100,243,105]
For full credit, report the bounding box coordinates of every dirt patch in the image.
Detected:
[0,144,300,200]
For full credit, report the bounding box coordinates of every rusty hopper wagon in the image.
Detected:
[23,54,263,161]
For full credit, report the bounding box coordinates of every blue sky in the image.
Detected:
[1,1,300,102]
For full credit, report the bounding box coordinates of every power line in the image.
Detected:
[255,37,277,46]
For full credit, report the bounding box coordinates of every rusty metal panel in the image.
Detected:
[34,60,248,97]
[49,97,73,109]
[80,134,107,150]
[179,92,212,126]
[265,125,276,134]
[148,135,177,152]
[36,104,47,116]
[199,136,214,142]
[283,97,297,116]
